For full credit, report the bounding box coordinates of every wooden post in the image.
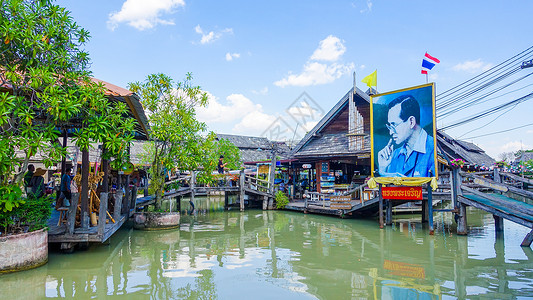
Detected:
[80,149,90,229]
[101,147,109,193]
[494,214,504,239]
[67,192,79,234]
[98,192,108,236]
[191,171,196,199]
[263,195,268,210]
[385,199,392,225]
[113,188,122,221]
[239,170,245,212]
[378,184,384,229]
[456,171,467,235]
[224,192,229,210]
[123,174,130,214]
[428,184,434,235]
[494,167,501,183]
[421,198,427,223]
[451,167,459,209]
[60,129,68,178]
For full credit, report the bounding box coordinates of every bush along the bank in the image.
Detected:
[275,191,289,209]
[0,195,53,236]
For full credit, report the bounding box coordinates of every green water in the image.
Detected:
[2,197,533,299]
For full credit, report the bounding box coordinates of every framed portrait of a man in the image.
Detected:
[370,83,437,179]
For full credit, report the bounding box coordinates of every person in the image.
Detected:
[218,155,227,174]
[217,155,228,186]
[24,164,35,194]
[57,166,73,208]
[29,167,46,198]
[377,95,435,177]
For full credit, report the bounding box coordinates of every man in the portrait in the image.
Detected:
[377,95,435,177]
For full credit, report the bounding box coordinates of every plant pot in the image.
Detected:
[0,228,48,273]
[133,212,180,230]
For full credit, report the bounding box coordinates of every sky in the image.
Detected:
[61,0,533,160]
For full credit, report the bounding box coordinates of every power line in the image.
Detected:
[461,122,533,139]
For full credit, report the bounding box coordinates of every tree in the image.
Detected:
[129,73,241,210]
[195,132,241,185]
[0,0,134,231]
[129,73,209,210]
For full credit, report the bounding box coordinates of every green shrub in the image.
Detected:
[0,194,53,235]
[275,191,289,209]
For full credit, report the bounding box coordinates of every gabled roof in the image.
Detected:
[437,131,494,167]
[291,86,370,156]
[216,134,291,163]
[91,78,150,140]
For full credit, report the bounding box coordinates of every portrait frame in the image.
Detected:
[370,83,438,179]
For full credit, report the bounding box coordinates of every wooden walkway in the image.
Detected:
[47,172,276,249]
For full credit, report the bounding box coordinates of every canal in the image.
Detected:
[2,196,533,299]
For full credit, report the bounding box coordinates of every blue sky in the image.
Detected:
[61,0,533,159]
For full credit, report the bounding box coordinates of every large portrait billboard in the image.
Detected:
[370,83,437,178]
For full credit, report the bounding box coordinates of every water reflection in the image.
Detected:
[1,199,532,299]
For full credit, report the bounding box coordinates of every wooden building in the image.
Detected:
[290,87,372,195]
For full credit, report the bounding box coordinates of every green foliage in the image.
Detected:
[0,195,53,235]
[275,191,289,209]
[195,133,241,185]
[0,184,24,212]
[0,0,135,234]
[129,73,209,210]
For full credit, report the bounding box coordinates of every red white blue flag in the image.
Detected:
[421,52,440,74]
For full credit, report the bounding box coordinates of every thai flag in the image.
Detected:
[421,52,440,74]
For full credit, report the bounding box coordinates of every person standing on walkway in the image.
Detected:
[218,155,227,186]
[24,164,35,194]
[29,167,46,198]
[57,166,73,208]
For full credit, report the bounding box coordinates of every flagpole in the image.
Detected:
[425,73,428,84]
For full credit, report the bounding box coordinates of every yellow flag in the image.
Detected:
[361,70,377,88]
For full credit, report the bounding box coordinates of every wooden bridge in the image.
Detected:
[453,168,533,247]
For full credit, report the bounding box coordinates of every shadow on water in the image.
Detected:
[1,196,532,299]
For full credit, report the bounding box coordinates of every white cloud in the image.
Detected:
[310,35,346,62]
[107,0,185,31]
[196,92,278,136]
[196,93,260,123]
[195,25,233,44]
[275,35,354,88]
[274,61,354,87]
[452,59,494,73]
[225,52,241,61]
[252,87,269,95]
[233,110,277,135]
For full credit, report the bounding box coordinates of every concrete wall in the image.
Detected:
[0,228,48,273]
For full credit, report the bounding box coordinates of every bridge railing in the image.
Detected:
[244,174,270,192]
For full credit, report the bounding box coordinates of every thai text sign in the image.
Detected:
[381,187,422,200]
[330,196,352,209]
[473,178,508,192]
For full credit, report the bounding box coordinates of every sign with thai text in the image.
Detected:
[473,178,508,192]
[330,196,352,209]
[330,202,352,209]
[381,186,423,200]
[330,196,351,202]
